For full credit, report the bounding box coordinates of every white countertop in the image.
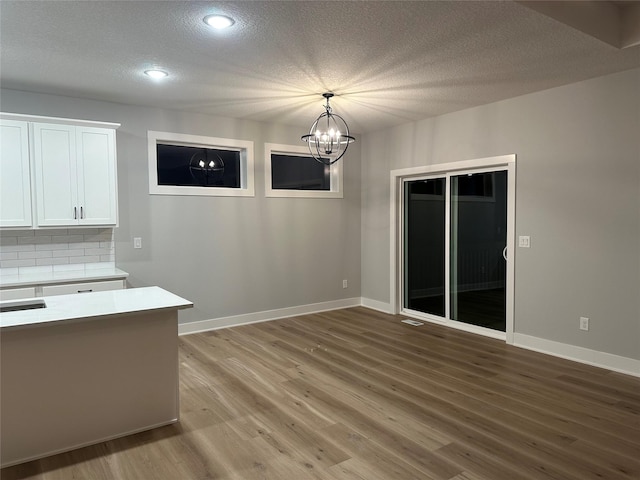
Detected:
[0,267,129,288]
[0,286,193,329]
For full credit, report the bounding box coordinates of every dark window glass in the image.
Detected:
[404,178,446,318]
[456,173,493,197]
[271,154,330,191]
[156,144,240,188]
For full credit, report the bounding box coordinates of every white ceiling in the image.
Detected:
[1,0,638,134]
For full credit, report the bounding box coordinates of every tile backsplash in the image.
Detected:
[0,228,115,275]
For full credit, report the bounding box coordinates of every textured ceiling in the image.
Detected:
[1,1,638,134]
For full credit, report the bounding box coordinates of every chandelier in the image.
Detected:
[301,93,355,165]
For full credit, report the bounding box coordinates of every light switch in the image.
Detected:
[133,237,142,249]
[518,236,530,248]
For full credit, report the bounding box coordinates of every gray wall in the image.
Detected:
[0,89,362,324]
[361,68,640,360]
[3,68,638,361]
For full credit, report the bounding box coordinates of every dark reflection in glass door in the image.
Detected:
[404,178,446,317]
[450,171,507,331]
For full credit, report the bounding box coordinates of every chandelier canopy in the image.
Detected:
[301,93,355,165]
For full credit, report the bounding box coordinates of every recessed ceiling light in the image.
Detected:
[203,14,235,29]
[144,69,168,79]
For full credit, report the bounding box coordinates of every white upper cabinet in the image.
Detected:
[33,123,78,226]
[33,123,118,226]
[0,120,32,227]
[76,127,117,225]
[0,113,120,229]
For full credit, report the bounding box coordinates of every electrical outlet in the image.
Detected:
[518,236,531,248]
[133,237,142,249]
[579,316,589,331]
[342,279,348,289]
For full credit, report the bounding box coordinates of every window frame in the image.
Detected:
[264,143,343,199]
[148,130,254,197]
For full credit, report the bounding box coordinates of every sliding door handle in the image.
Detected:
[502,246,508,261]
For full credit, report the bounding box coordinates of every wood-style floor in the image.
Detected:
[2,307,639,480]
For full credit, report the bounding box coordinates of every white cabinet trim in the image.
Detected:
[0,112,120,130]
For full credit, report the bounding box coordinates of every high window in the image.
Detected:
[148,131,254,197]
[264,143,343,198]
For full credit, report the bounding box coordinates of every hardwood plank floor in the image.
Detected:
[2,307,639,480]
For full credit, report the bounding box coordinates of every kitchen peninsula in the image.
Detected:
[0,286,193,467]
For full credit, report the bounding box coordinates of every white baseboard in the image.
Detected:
[361,297,639,377]
[360,297,393,314]
[178,297,361,335]
[513,333,640,378]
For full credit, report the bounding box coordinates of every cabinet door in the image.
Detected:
[0,287,37,301]
[33,123,79,226]
[76,127,117,225]
[41,279,125,296]
[0,120,32,227]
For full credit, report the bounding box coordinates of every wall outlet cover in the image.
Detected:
[518,235,531,248]
[580,316,589,331]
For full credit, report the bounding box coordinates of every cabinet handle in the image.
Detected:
[74,207,77,219]
[80,206,84,219]
[77,289,93,293]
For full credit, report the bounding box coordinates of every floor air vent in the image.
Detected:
[401,319,424,326]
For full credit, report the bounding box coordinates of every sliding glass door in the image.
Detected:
[450,171,507,331]
[403,168,509,334]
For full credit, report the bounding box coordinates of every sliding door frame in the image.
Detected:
[390,154,516,343]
